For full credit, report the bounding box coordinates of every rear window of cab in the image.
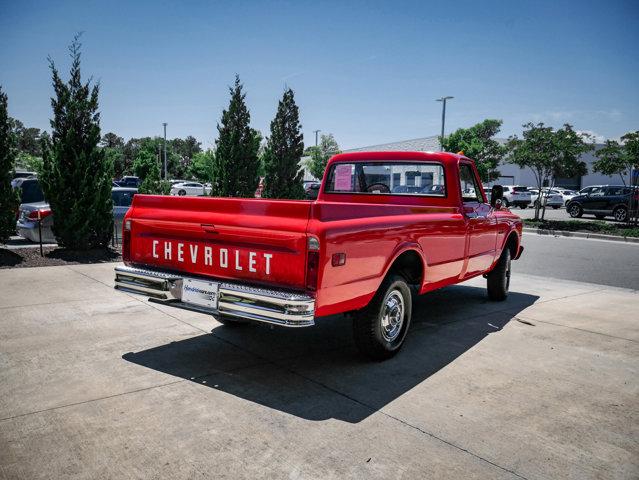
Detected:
[325,162,446,196]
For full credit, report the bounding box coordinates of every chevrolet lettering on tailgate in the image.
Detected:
[151,240,273,274]
[114,151,524,361]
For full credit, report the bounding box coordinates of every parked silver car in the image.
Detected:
[16,185,138,244]
[112,187,138,240]
[16,201,56,243]
[529,188,564,209]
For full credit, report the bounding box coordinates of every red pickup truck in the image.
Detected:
[115,151,523,359]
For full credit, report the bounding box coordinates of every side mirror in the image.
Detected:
[490,185,504,208]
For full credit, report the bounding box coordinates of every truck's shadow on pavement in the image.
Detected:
[123,284,539,423]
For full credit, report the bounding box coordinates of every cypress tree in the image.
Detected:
[211,75,260,197]
[262,88,305,199]
[0,86,19,243]
[40,36,114,249]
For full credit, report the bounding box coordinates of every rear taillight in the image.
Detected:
[306,236,320,291]
[122,219,131,263]
[26,209,52,220]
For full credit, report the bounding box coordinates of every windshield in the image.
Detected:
[325,162,446,196]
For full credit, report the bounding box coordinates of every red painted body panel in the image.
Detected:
[124,151,523,318]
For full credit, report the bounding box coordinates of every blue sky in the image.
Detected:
[1,0,637,149]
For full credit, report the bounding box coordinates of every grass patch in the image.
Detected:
[524,219,639,238]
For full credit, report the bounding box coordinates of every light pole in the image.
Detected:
[313,129,321,147]
[162,122,168,180]
[436,96,453,151]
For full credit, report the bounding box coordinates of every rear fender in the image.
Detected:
[379,242,426,288]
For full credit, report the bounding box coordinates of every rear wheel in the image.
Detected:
[353,274,412,360]
[178,189,186,196]
[613,206,628,222]
[568,203,583,218]
[487,248,511,301]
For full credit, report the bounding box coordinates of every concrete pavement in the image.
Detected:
[0,263,637,479]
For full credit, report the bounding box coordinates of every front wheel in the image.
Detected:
[353,274,412,360]
[487,248,511,301]
[178,189,186,196]
[568,203,583,218]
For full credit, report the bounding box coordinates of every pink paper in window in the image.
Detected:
[334,164,353,191]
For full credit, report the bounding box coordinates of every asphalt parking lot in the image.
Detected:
[1,263,637,479]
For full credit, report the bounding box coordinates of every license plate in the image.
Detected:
[182,278,219,309]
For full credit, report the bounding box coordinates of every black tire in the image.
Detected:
[613,206,628,222]
[353,274,412,360]
[487,248,511,301]
[568,203,583,218]
[215,314,249,327]
[178,189,186,196]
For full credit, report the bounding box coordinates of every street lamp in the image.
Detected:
[162,123,168,180]
[436,96,453,151]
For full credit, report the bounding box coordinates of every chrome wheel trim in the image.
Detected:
[615,208,626,221]
[570,204,580,216]
[380,290,405,343]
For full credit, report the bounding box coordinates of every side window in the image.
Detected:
[591,187,606,196]
[459,164,482,203]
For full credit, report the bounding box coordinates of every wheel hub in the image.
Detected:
[380,290,405,342]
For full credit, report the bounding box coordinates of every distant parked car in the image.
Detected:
[567,186,638,221]
[530,188,564,209]
[550,188,578,205]
[118,176,140,188]
[16,185,141,244]
[16,202,55,243]
[112,187,137,239]
[170,181,210,196]
[14,178,47,239]
[501,185,531,208]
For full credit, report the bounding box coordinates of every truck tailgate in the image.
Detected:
[127,195,311,289]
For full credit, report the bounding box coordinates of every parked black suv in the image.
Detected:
[567,186,638,221]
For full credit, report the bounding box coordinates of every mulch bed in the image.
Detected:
[0,246,122,269]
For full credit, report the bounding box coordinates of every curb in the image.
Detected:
[523,227,639,244]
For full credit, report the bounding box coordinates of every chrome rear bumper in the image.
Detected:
[114,265,315,327]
